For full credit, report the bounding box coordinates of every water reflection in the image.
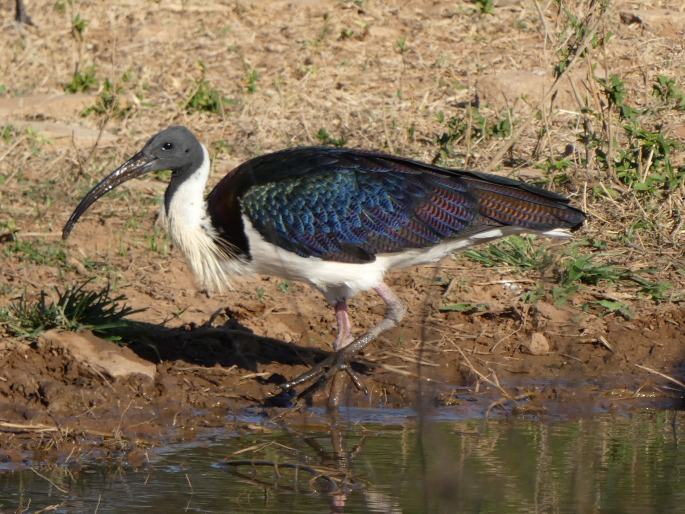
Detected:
[1,410,684,513]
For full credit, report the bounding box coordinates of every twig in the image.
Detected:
[12,232,62,238]
[635,364,685,390]
[456,345,512,400]
[219,460,339,488]
[34,503,65,514]
[375,362,450,385]
[239,372,273,381]
[0,421,116,438]
[0,421,58,432]
[31,467,69,494]
[597,336,614,352]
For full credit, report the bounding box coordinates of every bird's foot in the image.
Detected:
[280,346,370,402]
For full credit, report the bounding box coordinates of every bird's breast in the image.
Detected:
[241,215,386,302]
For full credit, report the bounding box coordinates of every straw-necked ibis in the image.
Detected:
[63,126,585,406]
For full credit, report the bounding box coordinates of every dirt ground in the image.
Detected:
[1,0,684,462]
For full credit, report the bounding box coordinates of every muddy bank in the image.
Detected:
[1,298,683,464]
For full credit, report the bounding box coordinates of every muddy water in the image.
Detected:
[1,410,684,513]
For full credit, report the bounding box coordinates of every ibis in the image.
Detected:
[63,126,585,406]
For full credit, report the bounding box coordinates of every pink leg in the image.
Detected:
[282,282,406,398]
[333,300,353,351]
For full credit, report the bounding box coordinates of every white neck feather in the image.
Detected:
[160,144,247,292]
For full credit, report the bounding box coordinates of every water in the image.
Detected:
[2,410,684,513]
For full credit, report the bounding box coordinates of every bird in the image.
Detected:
[62,126,586,407]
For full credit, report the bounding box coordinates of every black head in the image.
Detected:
[62,126,203,239]
[139,125,203,177]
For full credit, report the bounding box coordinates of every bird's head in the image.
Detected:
[62,125,203,239]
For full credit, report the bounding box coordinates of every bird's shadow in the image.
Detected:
[115,316,328,378]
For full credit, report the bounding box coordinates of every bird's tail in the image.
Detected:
[461,172,586,233]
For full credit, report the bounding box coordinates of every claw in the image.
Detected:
[279,347,370,399]
[344,366,368,394]
[281,353,337,391]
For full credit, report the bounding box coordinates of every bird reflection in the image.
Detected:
[220,417,403,513]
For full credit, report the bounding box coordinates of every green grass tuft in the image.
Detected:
[71,13,88,39]
[653,75,685,110]
[464,235,552,272]
[185,63,234,115]
[246,69,259,94]
[64,65,98,94]
[0,280,143,340]
[475,0,494,14]
[82,78,133,119]
[316,128,347,147]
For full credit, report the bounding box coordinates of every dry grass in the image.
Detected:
[0,0,683,368]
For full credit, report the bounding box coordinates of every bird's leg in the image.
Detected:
[281,283,407,398]
[333,300,353,350]
[329,300,354,407]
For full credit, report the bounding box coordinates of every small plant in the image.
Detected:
[82,75,136,119]
[490,112,512,138]
[71,13,88,40]
[552,253,627,305]
[597,74,637,121]
[0,84,6,95]
[316,128,347,147]
[465,237,668,309]
[277,280,291,294]
[557,254,626,287]
[593,299,633,319]
[612,124,684,194]
[185,65,232,115]
[436,106,513,160]
[589,71,685,194]
[211,139,232,156]
[1,124,17,143]
[629,275,673,303]
[147,226,169,255]
[152,169,172,182]
[0,280,143,340]
[521,284,545,304]
[395,37,408,54]
[475,0,494,14]
[465,235,552,272]
[536,157,573,186]
[439,302,488,313]
[653,75,685,110]
[340,27,354,39]
[26,127,51,156]
[64,65,98,94]
[246,69,258,94]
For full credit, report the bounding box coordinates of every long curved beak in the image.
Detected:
[62,151,157,239]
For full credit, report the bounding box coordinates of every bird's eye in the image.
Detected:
[162,142,174,150]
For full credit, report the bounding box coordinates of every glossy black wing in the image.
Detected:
[213,147,585,263]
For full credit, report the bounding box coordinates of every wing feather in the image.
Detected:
[221,147,585,263]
